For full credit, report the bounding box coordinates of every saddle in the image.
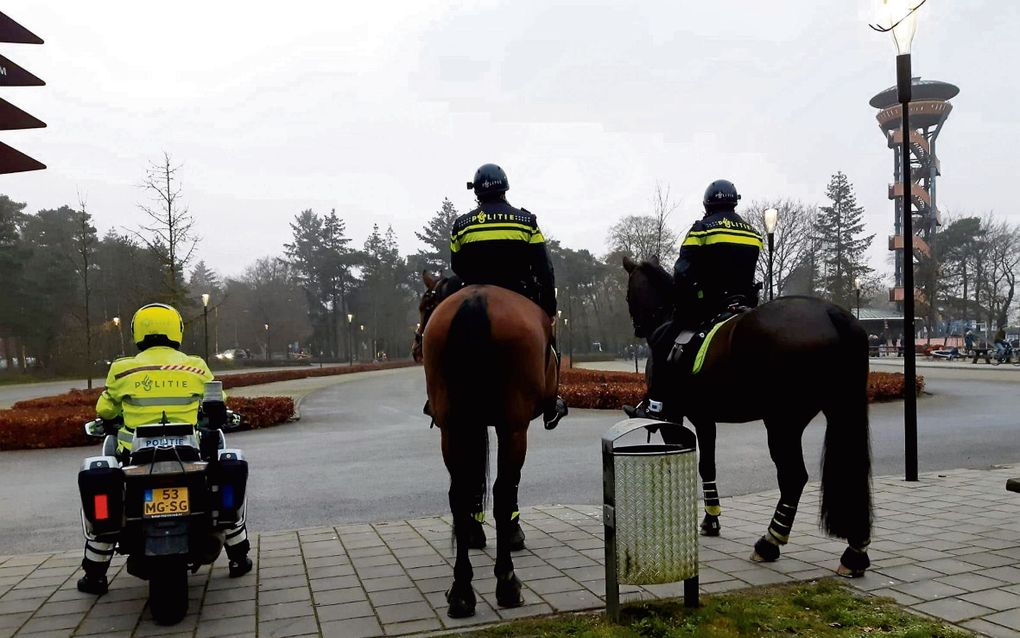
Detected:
[666,294,754,370]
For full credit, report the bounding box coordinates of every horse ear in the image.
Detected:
[422,271,438,289]
[622,255,637,273]
[649,254,660,267]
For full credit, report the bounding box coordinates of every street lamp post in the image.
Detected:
[112,316,125,357]
[201,293,210,361]
[763,208,779,301]
[854,277,862,320]
[264,323,270,361]
[347,313,354,366]
[874,0,921,482]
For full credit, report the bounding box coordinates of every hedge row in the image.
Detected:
[0,396,295,452]
[558,368,925,410]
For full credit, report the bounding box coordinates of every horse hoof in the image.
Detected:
[495,573,524,608]
[446,581,476,618]
[467,519,486,550]
[751,536,780,563]
[838,546,870,578]
[700,515,720,537]
[509,521,526,552]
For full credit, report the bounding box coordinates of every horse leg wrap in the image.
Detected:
[702,481,722,517]
[451,514,475,584]
[766,502,797,545]
[493,478,523,575]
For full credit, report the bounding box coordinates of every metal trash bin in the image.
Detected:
[603,418,699,619]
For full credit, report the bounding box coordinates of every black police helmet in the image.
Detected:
[703,179,740,212]
[466,163,509,199]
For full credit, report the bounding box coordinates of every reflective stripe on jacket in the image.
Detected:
[673,210,762,319]
[449,200,557,317]
[95,346,215,451]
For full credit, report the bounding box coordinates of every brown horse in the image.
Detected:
[413,271,559,618]
[622,256,873,577]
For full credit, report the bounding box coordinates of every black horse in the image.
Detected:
[623,256,873,576]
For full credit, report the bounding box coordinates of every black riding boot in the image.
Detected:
[624,319,692,422]
[543,338,568,429]
[226,539,253,578]
[77,559,109,596]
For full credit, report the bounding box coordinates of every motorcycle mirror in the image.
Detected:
[221,411,244,433]
[84,419,106,438]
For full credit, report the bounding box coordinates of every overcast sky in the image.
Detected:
[2,1,1015,280]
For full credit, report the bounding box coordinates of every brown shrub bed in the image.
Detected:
[2,360,412,451]
[0,396,295,452]
[559,367,925,410]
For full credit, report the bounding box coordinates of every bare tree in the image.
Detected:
[651,182,680,263]
[135,152,198,304]
[984,217,1020,330]
[608,215,669,263]
[745,199,818,297]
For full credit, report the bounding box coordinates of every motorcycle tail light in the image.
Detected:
[94,494,109,521]
[222,485,235,509]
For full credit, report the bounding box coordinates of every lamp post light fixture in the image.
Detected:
[854,277,862,320]
[201,293,211,361]
[112,316,125,357]
[264,323,270,361]
[763,208,779,301]
[874,0,922,482]
[346,313,354,365]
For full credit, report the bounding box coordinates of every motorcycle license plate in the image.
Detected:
[143,487,190,518]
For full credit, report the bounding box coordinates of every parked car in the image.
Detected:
[214,349,250,362]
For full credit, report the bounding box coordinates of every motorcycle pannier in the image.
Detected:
[209,450,247,527]
[79,457,125,536]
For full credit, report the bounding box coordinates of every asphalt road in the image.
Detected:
[1,364,1018,556]
[0,365,315,408]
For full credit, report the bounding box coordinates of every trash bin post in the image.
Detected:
[602,418,700,622]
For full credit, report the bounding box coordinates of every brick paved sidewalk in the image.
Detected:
[2,467,1020,637]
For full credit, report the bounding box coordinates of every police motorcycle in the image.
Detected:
[77,382,248,625]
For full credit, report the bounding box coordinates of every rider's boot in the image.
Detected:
[226,539,253,578]
[76,559,109,596]
[623,399,668,421]
[423,400,432,416]
[543,397,568,430]
[543,338,568,430]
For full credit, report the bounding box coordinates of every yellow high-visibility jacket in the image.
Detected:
[95,346,216,452]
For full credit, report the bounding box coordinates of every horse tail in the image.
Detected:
[819,306,872,544]
[443,293,492,520]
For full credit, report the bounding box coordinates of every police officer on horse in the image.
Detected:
[627,179,762,421]
[448,163,567,429]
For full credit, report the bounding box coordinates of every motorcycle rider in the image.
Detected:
[450,163,568,429]
[627,179,762,421]
[77,303,252,595]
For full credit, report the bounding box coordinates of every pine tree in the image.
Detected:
[188,261,220,295]
[414,197,459,274]
[815,172,874,308]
